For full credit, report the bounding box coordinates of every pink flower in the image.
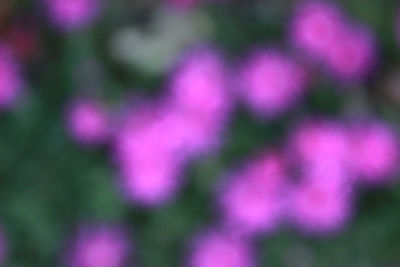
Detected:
[188,230,254,267]
[290,1,345,59]
[113,104,185,206]
[113,48,232,206]
[153,107,223,157]
[113,70,232,206]
[289,176,352,234]
[169,48,231,121]
[219,152,288,235]
[166,48,232,155]
[0,45,23,108]
[119,154,183,206]
[325,26,376,80]
[67,225,131,267]
[349,121,399,183]
[238,49,307,117]
[289,120,351,169]
[66,98,109,145]
[45,0,101,31]
[290,1,376,80]
[301,159,352,185]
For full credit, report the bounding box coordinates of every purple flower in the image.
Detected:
[290,1,345,59]
[288,175,353,235]
[113,101,226,206]
[45,0,101,31]
[169,48,232,122]
[167,48,232,156]
[187,229,255,267]
[67,225,131,267]
[289,119,351,169]
[290,1,377,80]
[151,107,224,158]
[218,152,288,235]
[66,98,110,146]
[349,120,399,184]
[113,48,233,207]
[238,49,307,117]
[0,45,24,109]
[113,103,185,206]
[325,26,376,80]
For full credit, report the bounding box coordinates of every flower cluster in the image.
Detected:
[187,229,255,267]
[186,117,398,266]
[290,1,376,80]
[66,98,110,146]
[0,44,24,109]
[59,2,400,265]
[0,0,393,266]
[44,0,101,31]
[226,119,395,234]
[65,225,131,267]
[238,49,308,117]
[113,48,232,206]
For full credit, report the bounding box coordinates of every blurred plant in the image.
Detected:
[44,0,102,32]
[290,1,376,81]
[66,98,111,146]
[112,47,232,206]
[65,224,131,267]
[218,152,287,235]
[0,0,399,266]
[187,229,255,267]
[0,44,24,109]
[110,6,213,75]
[237,49,308,118]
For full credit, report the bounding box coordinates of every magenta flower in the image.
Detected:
[45,0,101,31]
[118,154,183,206]
[289,120,351,169]
[290,1,345,59]
[349,121,399,183]
[301,159,352,185]
[218,152,288,235]
[66,98,110,146]
[238,49,307,117]
[325,26,376,80]
[0,45,24,109]
[188,230,255,267]
[169,48,232,121]
[167,47,232,155]
[152,107,224,158]
[289,176,353,234]
[290,1,376,80]
[113,48,234,206]
[67,225,131,267]
[113,104,185,206]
